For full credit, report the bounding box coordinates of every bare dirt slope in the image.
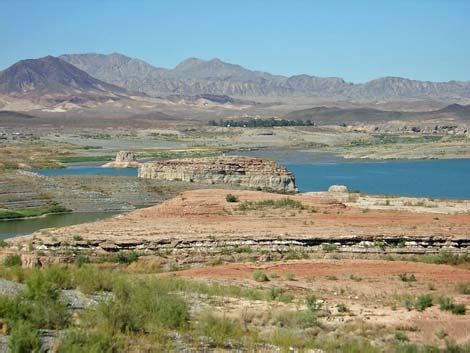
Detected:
[14,189,470,247]
[176,259,470,345]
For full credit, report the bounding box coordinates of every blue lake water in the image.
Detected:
[286,159,470,199]
[36,165,138,177]
[34,158,470,200]
[0,212,120,240]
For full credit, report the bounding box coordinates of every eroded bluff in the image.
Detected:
[138,156,296,193]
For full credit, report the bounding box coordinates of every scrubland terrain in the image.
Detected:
[0,189,469,352]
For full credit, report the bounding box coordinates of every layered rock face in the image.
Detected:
[103,151,139,168]
[138,156,296,193]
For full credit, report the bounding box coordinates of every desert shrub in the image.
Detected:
[58,329,116,353]
[0,295,24,324]
[8,320,41,353]
[437,297,466,315]
[95,279,189,333]
[451,304,466,315]
[399,273,417,282]
[42,265,73,289]
[306,295,322,312]
[295,310,318,328]
[22,270,70,329]
[321,243,337,252]
[225,194,238,202]
[416,253,470,266]
[404,298,414,311]
[415,295,433,312]
[196,312,243,347]
[0,275,69,340]
[238,198,305,211]
[73,254,89,267]
[285,272,296,281]
[283,249,308,260]
[456,283,470,295]
[394,331,409,342]
[253,270,269,282]
[315,337,380,353]
[71,265,118,294]
[336,303,348,313]
[350,274,363,282]
[268,287,293,303]
[438,297,455,311]
[111,251,139,264]
[3,254,22,267]
[270,328,306,350]
[0,240,8,247]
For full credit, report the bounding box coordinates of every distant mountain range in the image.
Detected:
[285,103,470,125]
[59,53,470,101]
[0,56,128,95]
[1,53,470,109]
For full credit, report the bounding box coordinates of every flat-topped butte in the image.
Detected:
[138,156,296,193]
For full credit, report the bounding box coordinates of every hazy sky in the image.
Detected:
[1,0,469,83]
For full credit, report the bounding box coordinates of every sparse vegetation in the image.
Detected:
[0,203,70,220]
[438,297,466,315]
[415,295,433,312]
[398,273,417,282]
[238,198,305,211]
[456,283,470,295]
[225,193,238,202]
[252,270,270,282]
[3,254,22,267]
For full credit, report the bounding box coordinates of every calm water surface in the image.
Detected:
[36,165,138,177]
[286,159,470,199]
[0,212,120,240]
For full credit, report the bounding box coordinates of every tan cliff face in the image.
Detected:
[102,151,140,168]
[138,156,296,193]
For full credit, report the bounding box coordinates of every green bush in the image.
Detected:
[95,279,189,333]
[3,254,22,267]
[73,254,89,267]
[0,240,8,248]
[268,287,293,303]
[72,265,118,294]
[306,295,322,312]
[58,329,116,353]
[415,295,433,312]
[111,251,139,264]
[22,270,70,329]
[394,331,409,342]
[8,320,41,353]
[437,297,466,315]
[196,312,243,347]
[451,304,466,315]
[295,310,318,328]
[253,270,269,282]
[225,194,238,202]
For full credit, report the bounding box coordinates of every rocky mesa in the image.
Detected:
[138,156,296,193]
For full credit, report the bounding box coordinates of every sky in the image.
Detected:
[0,0,469,83]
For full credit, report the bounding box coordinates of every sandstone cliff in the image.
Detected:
[138,156,296,193]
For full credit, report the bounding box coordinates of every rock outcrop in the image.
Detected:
[328,185,349,193]
[103,151,139,168]
[138,156,296,193]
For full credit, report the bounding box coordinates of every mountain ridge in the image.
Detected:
[58,53,470,101]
